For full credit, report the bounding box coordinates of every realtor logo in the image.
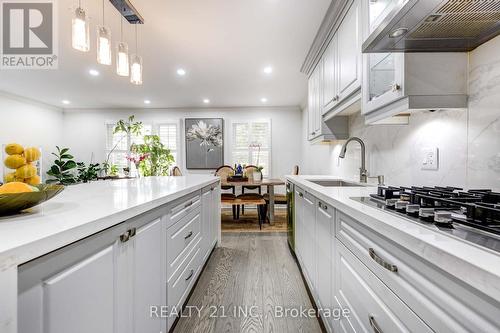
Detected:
[1,0,58,69]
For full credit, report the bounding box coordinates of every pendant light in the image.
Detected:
[130,25,143,85]
[97,0,112,65]
[116,18,129,76]
[71,0,89,51]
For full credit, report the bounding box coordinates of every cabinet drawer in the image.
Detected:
[168,193,201,227]
[168,239,201,320]
[336,211,500,332]
[167,209,201,279]
[334,241,432,333]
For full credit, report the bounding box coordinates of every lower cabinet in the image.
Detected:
[291,181,500,333]
[18,184,220,333]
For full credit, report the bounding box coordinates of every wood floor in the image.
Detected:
[221,208,287,233]
[173,233,322,333]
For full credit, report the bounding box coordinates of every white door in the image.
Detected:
[316,201,333,314]
[337,0,361,102]
[322,35,338,113]
[201,188,212,259]
[294,187,305,261]
[39,246,116,333]
[302,192,316,291]
[211,186,221,248]
[132,217,166,333]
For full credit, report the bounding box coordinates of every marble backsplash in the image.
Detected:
[301,36,500,191]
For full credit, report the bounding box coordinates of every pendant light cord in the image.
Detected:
[135,24,138,53]
[120,17,123,40]
[102,0,105,25]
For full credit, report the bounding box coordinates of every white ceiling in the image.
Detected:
[0,0,331,109]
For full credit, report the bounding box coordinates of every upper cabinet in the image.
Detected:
[360,0,468,124]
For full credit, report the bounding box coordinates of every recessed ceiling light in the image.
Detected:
[263,66,273,74]
[62,100,71,105]
[89,69,100,76]
[261,97,268,103]
[176,68,186,76]
[203,99,210,104]
[144,100,151,104]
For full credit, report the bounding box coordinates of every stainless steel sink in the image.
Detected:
[309,180,369,187]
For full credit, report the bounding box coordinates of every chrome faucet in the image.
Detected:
[339,137,368,183]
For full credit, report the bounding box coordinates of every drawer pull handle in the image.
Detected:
[369,315,383,333]
[129,228,136,238]
[369,248,397,272]
[184,231,193,240]
[184,201,193,208]
[185,269,194,281]
[298,192,303,197]
[120,230,131,243]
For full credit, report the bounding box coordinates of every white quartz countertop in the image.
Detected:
[0,175,219,270]
[286,175,500,302]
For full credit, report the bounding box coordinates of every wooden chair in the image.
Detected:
[171,166,182,176]
[215,165,237,218]
[241,165,262,215]
[236,193,267,230]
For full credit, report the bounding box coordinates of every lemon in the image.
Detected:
[0,182,34,194]
[4,154,26,169]
[15,164,37,179]
[24,147,41,162]
[25,174,41,185]
[4,143,24,155]
[3,172,19,183]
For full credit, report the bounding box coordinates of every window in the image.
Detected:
[231,120,271,177]
[105,122,179,171]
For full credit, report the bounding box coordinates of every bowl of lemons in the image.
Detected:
[3,143,42,185]
[0,181,64,216]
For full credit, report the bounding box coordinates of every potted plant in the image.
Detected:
[130,135,174,177]
[46,147,78,185]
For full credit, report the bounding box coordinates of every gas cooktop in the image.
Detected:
[351,186,500,254]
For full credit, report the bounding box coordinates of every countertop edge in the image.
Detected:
[0,177,220,270]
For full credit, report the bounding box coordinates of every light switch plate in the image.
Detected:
[422,147,439,170]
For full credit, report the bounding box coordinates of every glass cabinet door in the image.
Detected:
[367,53,395,102]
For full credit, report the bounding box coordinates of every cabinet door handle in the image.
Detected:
[369,315,383,333]
[120,230,131,243]
[129,227,136,238]
[184,231,193,240]
[298,192,303,198]
[390,83,401,92]
[184,201,193,208]
[334,95,339,101]
[185,269,194,281]
[369,248,397,272]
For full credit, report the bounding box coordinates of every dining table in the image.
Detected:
[221,178,285,225]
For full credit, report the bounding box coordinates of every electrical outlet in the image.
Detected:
[422,147,439,170]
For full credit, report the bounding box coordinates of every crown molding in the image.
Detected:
[300,0,353,77]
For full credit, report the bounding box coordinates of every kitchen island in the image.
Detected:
[0,175,221,333]
[287,175,500,333]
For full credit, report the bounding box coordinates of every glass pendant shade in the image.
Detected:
[116,42,129,76]
[97,26,112,65]
[130,55,143,85]
[72,8,89,52]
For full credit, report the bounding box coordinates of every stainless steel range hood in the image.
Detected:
[363,0,500,53]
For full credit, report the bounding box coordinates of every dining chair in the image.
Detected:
[236,193,267,230]
[171,166,183,176]
[215,165,237,218]
[241,165,262,215]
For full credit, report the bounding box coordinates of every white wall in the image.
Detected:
[301,36,500,191]
[0,92,64,182]
[62,107,302,184]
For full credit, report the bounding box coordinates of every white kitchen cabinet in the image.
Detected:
[336,0,361,104]
[302,192,317,290]
[315,199,333,332]
[360,0,467,124]
[201,184,220,262]
[18,210,167,333]
[334,241,433,333]
[322,34,338,113]
[294,186,305,263]
[132,217,167,333]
